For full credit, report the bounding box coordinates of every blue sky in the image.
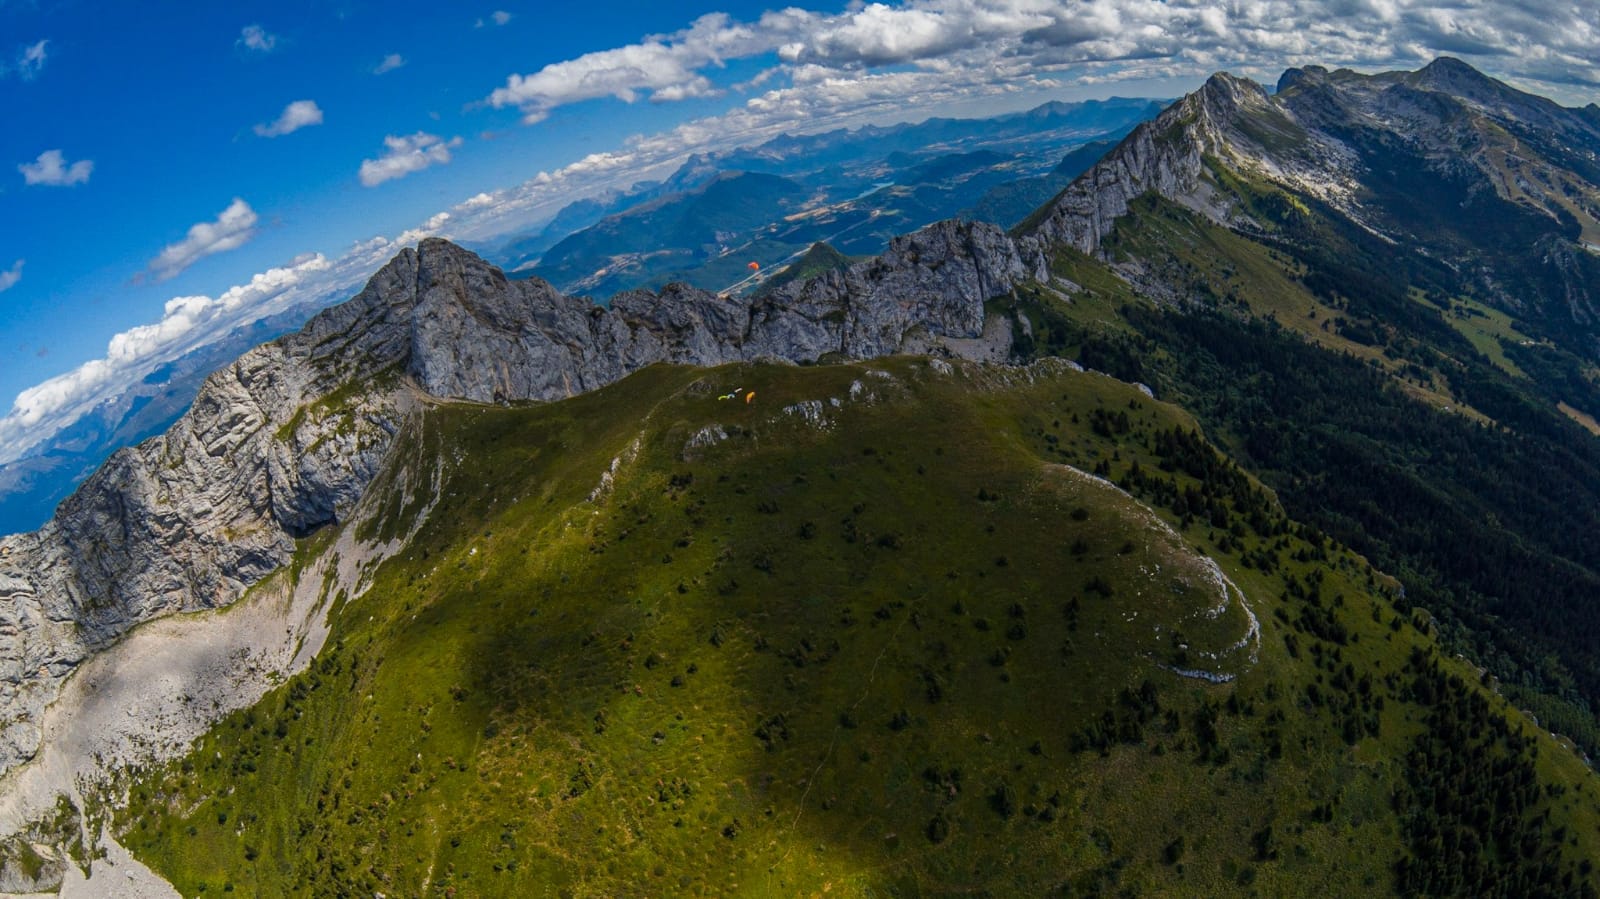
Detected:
[0,0,800,457]
[0,2,779,395]
[1,0,1598,462]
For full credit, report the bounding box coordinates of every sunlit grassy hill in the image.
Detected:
[117,358,1600,897]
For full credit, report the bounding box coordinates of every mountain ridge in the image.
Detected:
[6,53,1589,783]
[0,220,1044,778]
[0,97,1168,542]
[1013,56,1600,765]
[6,56,1600,896]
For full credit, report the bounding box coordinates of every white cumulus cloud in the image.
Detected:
[0,214,467,464]
[238,24,277,53]
[4,360,116,438]
[110,256,331,366]
[0,253,338,460]
[373,53,405,74]
[0,259,22,293]
[15,39,48,80]
[792,2,1049,67]
[396,211,453,246]
[482,0,1600,131]
[18,149,92,186]
[358,132,462,187]
[486,12,769,123]
[146,198,259,282]
[254,100,324,137]
[477,10,513,28]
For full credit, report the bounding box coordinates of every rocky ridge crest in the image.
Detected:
[1027,71,1372,251]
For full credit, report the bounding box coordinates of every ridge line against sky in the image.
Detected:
[1,0,1598,464]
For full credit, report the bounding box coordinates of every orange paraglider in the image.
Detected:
[747,261,760,271]
[745,391,756,404]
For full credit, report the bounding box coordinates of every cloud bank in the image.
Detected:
[486,0,1600,128]
[0,252,358,461]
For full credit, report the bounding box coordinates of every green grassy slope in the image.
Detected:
[1009,170,1600,772]
[752,242,857,297]
[117,358,1600,897]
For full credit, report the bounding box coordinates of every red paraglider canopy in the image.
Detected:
[747,261,760,271]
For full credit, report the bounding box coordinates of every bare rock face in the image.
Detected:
[1537,234,1600,327]
[1027,74,1229,254]
[406,218,1042,404]
[1028,71,1372,252]
[0,254,420,773]
[0,218,1035,777]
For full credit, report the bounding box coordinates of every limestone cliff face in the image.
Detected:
[406,217,1044,402]
[0,219,1036,776]
[1027,71,1370,254]
[0,254,421,773]
[1027,73,1236,254]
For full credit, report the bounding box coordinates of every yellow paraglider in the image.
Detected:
[745,391,756,404]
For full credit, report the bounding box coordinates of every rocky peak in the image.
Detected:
[1194,71,1272,120]
[1022,74,1267,254]
[1410,56,1498,97]
[1023,57,1600,257]
[1398,57,1600,144]
[415,235,509,296]
[1277,65,1329,94]
[662,152,724,193]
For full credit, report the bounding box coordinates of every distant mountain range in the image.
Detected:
[961,138,1120,229]
[489,97,1163,296]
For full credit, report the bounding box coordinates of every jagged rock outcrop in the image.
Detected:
[410,217,1045,403]
[0,219,1035,776]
